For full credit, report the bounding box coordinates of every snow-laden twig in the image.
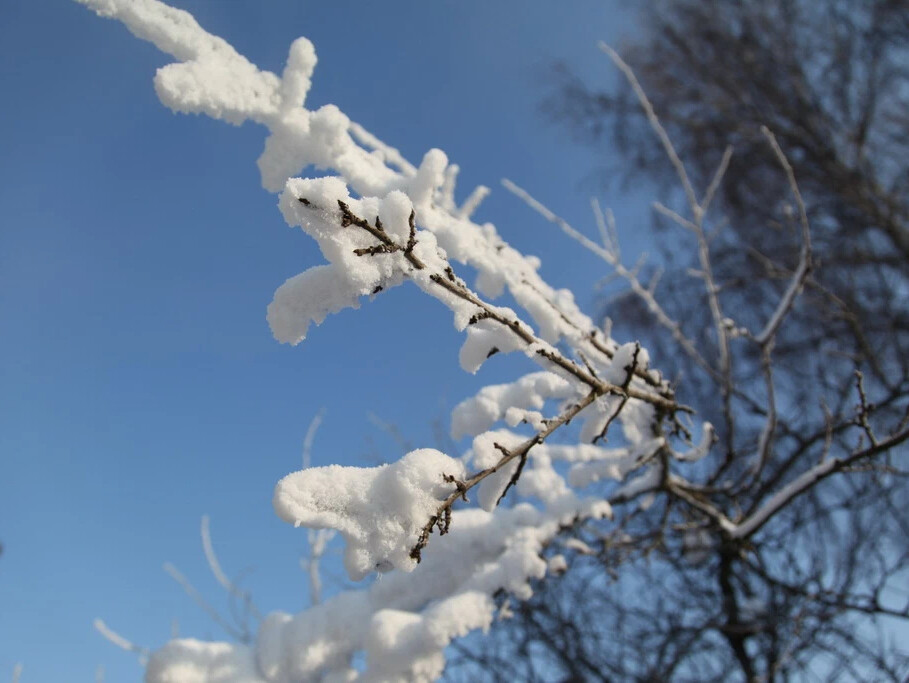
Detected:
[283,196,685,563]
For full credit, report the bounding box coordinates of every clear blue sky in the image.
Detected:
[0,1,649,680]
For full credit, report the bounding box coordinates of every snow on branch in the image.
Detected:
[71,2,704,679]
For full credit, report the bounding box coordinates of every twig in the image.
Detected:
[591,197,618,255]
[732,426,909,540]
[742,342,778,487]
[702,146,734,214]
[503,178,715,383]
[93,619,150,664]
[602,44,736,463]
[411,391,601,562]
[200,516,262,624]
[163,562,248,642]
[666,475,737,534]
[300,196,688,562]
[753,127,813,346]
[599,42,699,218]
[854,371,879,447]
[593,343,640,444]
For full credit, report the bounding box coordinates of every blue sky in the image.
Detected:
[0,1,649,680]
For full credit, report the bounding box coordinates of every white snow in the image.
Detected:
[450,372,575,440]
[547,554,568,574]
[273,449,465,580]
[672,423,715,462]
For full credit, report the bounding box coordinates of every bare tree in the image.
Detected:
[546,0,909,410]
[445,2,909,681]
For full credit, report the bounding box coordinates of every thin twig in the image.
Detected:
[93,619,149,664]
[200,516,262,623]
[854,371,879,447]
[299,197,688,561]
[753,127,813,346]
[599,42,700,217]
[411,391,601,561]
[163,562,248,642]
[701,146,734,214]
[503,178,715,382]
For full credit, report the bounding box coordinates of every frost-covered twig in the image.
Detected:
[411,390,600,562]
[200,516,263,627]
[303,529,333,606]
[294,197,679,411]
[301,409,325,470]
[163,562,250,642]
[300,410,333,605]
[93,619,150,664]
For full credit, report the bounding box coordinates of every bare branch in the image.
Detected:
[599,41,700,218]
[503,178,715,380]
[732,426,909,540]
[752,127,813,346]
[701,146,734,214]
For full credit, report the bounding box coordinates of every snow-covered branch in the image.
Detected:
[73,1,695,679]
[75,1,909,681]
